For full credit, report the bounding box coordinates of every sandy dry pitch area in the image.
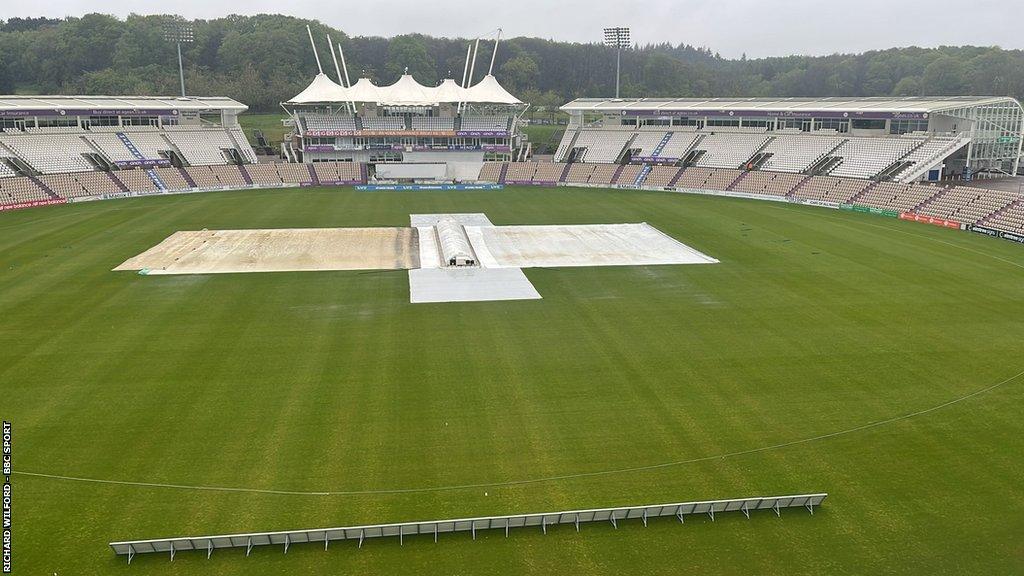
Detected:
[115,228,419,274]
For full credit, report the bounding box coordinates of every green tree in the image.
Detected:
[384,35,435,84]
[499,54,539,93]
[921,56,968,95]
[892,76,922,96]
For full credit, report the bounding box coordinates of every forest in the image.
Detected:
[1,14,1022,112]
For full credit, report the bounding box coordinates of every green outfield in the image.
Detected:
[2,186,1023,575]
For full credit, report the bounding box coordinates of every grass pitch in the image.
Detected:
[2,186,1024,575]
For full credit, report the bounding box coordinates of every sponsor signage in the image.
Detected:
[355,184,503,191]
[114,159,170,168]
[304,129,470,138]
[631,156,679,164]
[967,225,1024,244]
[304,129,508,138]
[850,204,899,218]
[967,224,1001,238]
[798,199,841,209]
[456,130,509,137]
[899,212,962,229]
[0,108,178,118]
[303,145,335,152]
[0,198,66,211]
[1002,231,1024,244]
[503,180,556,187]
[628,109,927,120]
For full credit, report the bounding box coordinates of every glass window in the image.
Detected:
[851,119,887,130]
[889,119,929,134]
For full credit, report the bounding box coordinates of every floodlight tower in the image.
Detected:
[603,27,630,98]
[164,20,195,97]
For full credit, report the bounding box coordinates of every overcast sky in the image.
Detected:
[5,0,1020,58]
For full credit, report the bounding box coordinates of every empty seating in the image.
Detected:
[732,171,806,197]
[673,167,716,189]
[628,132,668,158]
[532,162,563,183]
[73,171,122,196]
[184,166,221,188]
[246,163,286,186]
[86,133,139,163]
[0,159,16,178]
[302,113,357,132]
[564,162,597,184]
[692,133,771,169]
[643,165,682,188]
[0,176,51,205]
[165,130,237,166]
[275,163,314,185]
[227,129,258,163]
[361,117,406,131]
[916,186,1020,225]
[614,164,643,185]
[411,117,455,131]
[657,132,701,159]
[673,167,743,190]
[890,136,966,182]
[504,162,537,182]
[0,134,95,173]
[587,164,619,185]
[829,137,919,179]
[571,131,632,163]
[761,135,844,173]
[460,116,510,131]
[208,165,247,187]
[789,175,871,204]
[478,162,503,182]
[120,131,175,160]
[37,173,90,199]
[853,182,942,213]
[313,162,363,183]
[984,201,1024,234]
[152,167,193,191]
[554,129,578,162]
[113,169,161,193]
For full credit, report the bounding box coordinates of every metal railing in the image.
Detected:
[110,492,827,564]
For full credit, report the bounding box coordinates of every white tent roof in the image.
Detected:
[285,74,522,106]
[379,74,439,105]
[433,79,468,103]
[288,73,349,104]
[464,75,522,105]
[346,78,382,103]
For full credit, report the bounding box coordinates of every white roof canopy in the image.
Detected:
[0,94,247,113]
[561,96,1021,115]
[285,74,522,106]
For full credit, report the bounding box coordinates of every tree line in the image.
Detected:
[1,14,1022,113]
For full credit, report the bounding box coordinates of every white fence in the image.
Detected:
[110,493,827,564]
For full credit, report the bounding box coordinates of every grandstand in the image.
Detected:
[0,95,257,177]
[559,96,1023,182]
[281,72,526,180]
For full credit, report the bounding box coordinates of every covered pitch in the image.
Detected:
[116,215,718,302]
[114,228,419,274]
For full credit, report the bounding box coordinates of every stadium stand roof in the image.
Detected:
[0,95,248,115]
[562,96,1021,115]
[285,74,522,106]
